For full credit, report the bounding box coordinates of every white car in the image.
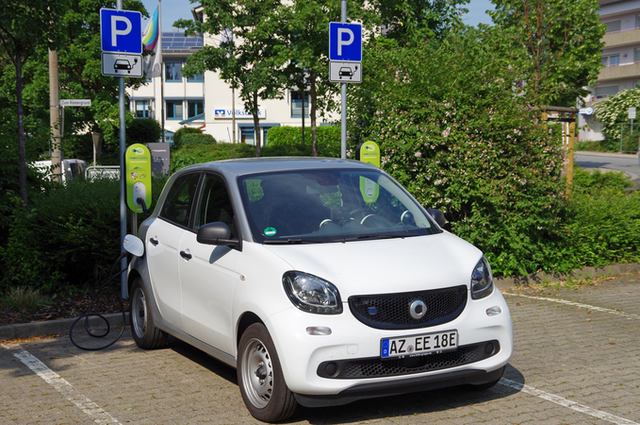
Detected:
[128,157,513,422]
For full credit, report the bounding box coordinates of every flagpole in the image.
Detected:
[159,0,165,144]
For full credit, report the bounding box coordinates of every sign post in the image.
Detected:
[101,3,142,298]
[330,1,363,159]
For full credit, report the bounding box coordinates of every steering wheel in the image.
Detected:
[349,208,373,220]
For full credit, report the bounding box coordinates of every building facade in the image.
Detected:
[580,0,640,141]
[128,25,335,145]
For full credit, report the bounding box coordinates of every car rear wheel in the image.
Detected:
[130,278,167,349]
[237,323,297,422]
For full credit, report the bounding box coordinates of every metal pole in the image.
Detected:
[340,0,347,159]
[118,0,127,298]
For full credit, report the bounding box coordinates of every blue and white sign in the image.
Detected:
[100,9,142,54]
[329,22,362,62]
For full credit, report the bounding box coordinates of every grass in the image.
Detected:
[2,286,50,313]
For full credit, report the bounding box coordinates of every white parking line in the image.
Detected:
[503,293,640,320]
[500,378,639,425]
[1,343,121,425]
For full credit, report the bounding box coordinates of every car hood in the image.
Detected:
[263,232,482,297]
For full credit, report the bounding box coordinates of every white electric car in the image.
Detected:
[127,157,513,422]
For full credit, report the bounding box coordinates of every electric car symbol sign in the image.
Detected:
[100,8,142,54]
[329,22,362,61]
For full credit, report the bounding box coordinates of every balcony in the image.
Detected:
[603,27,640,48]
[598,61,640,82]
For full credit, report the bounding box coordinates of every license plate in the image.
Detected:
[381,330,458,359]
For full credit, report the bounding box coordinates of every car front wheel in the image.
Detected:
[129,278,167,349]
[237,323,297,422]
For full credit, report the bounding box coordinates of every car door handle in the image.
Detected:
[149,238,158,246]
[180,250,192,260]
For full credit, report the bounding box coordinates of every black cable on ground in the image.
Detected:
[69,253,128,351]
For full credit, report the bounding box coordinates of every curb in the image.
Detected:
[2,262,639,341]
[494,262,640,290]
[0,312,129,342]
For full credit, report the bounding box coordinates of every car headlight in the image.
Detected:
[471,256,494,300]
[283,271,343,314]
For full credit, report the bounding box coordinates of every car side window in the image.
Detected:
[159,173,201,227]
[195,174,235,233]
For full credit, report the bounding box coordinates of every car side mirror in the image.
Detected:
[123,234,144,257]
[426,208,446,228]
[197,222,241,249]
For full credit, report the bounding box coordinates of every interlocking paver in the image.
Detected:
[2,272,639,424]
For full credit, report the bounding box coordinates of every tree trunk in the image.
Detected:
[16,48,28,209]
[252,91,261,157]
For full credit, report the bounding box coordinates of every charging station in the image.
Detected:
[124,143,152,214]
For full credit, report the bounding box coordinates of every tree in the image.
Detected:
[593,88,640,151]
[349,29,566,275]
[177,0,289,157]
[372,0,470,44]
[0,0,70,207]
[489,0,606,107]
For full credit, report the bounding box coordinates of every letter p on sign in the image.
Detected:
[329,22,362,62]
[100,9,142,54]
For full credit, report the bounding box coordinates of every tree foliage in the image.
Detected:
[489,0,605,107]
[178,0,290,157]
[349,29,566,275]
[593,89,640,143]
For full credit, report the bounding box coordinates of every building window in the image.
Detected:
[241,127,255,145]
[602,54,620,67]
[594,85,619,100]
[605,20,621,33]
[187,72,204,82]
[291,91,309,118]
[188,100,204,118]
[165,62,183,82]
[135,100,153,118]
[166,100,183,120]
[635,48,640,63]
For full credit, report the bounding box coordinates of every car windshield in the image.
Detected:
[238,168,441,244]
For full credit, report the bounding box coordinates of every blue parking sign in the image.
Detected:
[329,22,362,62]
[100,9,142,54]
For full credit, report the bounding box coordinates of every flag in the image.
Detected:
[142,6,161,78]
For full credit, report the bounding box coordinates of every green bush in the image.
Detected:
[267,125,341,157]
[173,127,203,150]
[349,33,566,276]
[0,175,168,294]
[181,133,217,147]
[128,118,163,145]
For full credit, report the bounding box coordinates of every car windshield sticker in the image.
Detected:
[264,227,277,237]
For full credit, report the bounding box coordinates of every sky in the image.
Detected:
[140,0,495,32]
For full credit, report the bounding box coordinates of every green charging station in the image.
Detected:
[356,141,381,203]
[124,144,152,213]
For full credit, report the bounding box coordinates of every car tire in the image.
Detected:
[130,278,167,349]
[237,323,297,422]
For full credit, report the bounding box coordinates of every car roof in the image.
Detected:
[176,156,379,179]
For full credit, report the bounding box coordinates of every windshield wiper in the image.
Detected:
[263,238,317,244]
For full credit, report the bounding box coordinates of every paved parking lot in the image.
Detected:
[2,272,639,424]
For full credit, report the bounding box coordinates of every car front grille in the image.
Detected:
[349,285,467,330]
[316,341,499,379]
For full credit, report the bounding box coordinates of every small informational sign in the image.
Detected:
[100,8,142,54]
[146,143,171,176]
[124,144,152,213]
[329,61,362,83]
[629,107,637,120]
[60,99,91,107]
[101,52,143,78]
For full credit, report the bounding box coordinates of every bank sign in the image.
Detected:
[214,109,266,119]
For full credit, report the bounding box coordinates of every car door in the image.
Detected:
[179,173,242,354]
[145,172,201,328]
